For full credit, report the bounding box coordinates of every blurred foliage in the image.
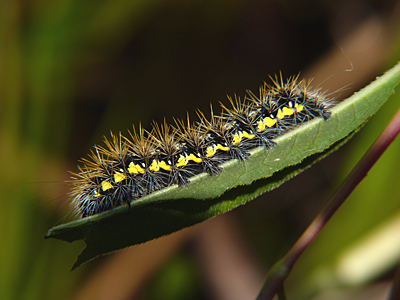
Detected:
[144,252,202,300]
[1,0,400,299]
[285,29,400,300]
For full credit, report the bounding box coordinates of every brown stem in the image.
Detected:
[257,106,400,300]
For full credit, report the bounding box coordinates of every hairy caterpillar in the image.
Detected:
[70,74,334,218]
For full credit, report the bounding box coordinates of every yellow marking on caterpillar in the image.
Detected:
[241,131,255,139]
[263,117,277,128]
[206,144,230,157]
[101,181,113,192]
[128,162,145,174]
[186,153,202,163]
[277,109,285,119]
[176,154,202,168]
[206,146,216,157]
[233,131,256,145]
[114,172,126,183]
[158,161,171,171]
[149,160,171,171]
[232,133,242,145]
[282,106,295,116]
[257,120,266,132]
[149,160,160,172]
[295,103,304,112]
[176,155,187,168]
[215,144,229,152]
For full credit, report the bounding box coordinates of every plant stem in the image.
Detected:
[257,105,400,300]
[387,263,400,300]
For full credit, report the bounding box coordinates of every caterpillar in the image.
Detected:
[70,74,334,218]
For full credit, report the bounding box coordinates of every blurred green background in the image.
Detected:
[1,0,400,299]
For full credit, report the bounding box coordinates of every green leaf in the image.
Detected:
[46,63,400,270]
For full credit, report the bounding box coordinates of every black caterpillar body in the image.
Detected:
[71,75,333,218]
